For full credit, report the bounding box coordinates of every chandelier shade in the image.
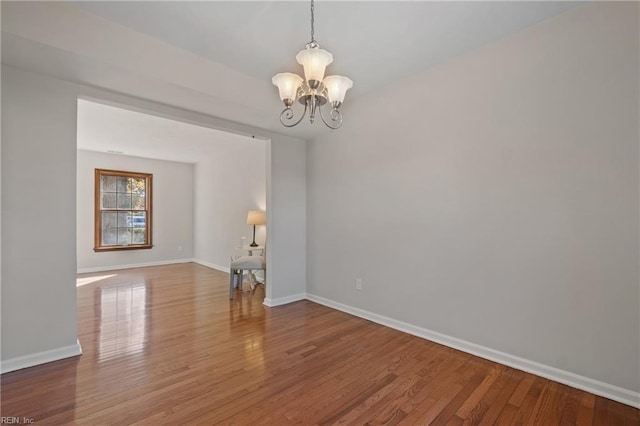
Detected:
[323,75,354,105]
[272,0,352,129]
[272,73,304,104]
[295,48,333,84]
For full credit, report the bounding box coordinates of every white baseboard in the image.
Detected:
[1,339,83,374]
[264,293,307,307]
[306,293,640,409]
[192,258,230,273]
[77,258,193,274]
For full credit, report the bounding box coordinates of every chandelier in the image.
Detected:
[272,0,353,129]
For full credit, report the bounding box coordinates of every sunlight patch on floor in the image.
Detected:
[76,274,117,287]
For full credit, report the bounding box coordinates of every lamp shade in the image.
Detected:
[323,75,353,104]
[296,48,333,82]
[272,73,303,102]
[247,210,266,226]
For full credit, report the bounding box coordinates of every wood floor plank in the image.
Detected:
[430,372,487,425]
[493,402,519,425]
[455,364,504,419]
[512,377,548,426]
[557,385,582,425]
[575,392,596,426]
[0,263,637,425]
[526,381,565,426]
[508,375,536,407]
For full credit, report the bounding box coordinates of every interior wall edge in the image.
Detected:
[0,340,83,375]
[263,293,307,308]
[192,259,230,274]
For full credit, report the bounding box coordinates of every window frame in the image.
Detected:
[94,168,153,252]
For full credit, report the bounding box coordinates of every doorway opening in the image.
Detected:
[75,98,267,294]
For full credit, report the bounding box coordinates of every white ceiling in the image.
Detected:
[77,99,260,164]
[71,1,579,99]
[3,1,581,140]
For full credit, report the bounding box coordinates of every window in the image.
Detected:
[94,169,152,251]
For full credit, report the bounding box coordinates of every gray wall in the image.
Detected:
[306,2,639,392]
[267,136,306,301]
[2,66,79,360]
[77,150,195,271]
[1,65,306,364]
[193,140,266,271]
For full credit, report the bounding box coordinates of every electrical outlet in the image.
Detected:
[355,278,362,290]
[177,245,183,252]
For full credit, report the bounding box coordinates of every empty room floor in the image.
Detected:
[1,263,638,424]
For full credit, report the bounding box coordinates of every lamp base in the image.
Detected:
[249,242,259,247]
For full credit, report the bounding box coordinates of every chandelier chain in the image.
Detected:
[310,0,315,43]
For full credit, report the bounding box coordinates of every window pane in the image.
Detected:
[132,228,146,244]
[117,193,132,210]
[102,193,116,209]
[101,175,116,192]
[131,195,145,210]
[131,178,146,196]
[118,212,131,227]
[101,212,117,245]
[129,212,146,228]
[117,228,132,245]
[116,176,128,193]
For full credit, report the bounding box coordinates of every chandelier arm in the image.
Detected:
[318,105,343,129]
[279,102,308,128]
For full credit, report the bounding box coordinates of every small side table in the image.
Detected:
[235,245,264,256]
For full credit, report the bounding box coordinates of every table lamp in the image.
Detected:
[247,210,266,247]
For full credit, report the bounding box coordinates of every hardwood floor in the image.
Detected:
[1,263,638,425]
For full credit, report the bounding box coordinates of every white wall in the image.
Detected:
[2,64,80,362]
[266,136,306,302]
[76,150,194,272]
[1,65,306,370]
[193,139,266,270]
[307,1,639,397]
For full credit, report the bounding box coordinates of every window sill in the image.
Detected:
[94,244,153,252]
